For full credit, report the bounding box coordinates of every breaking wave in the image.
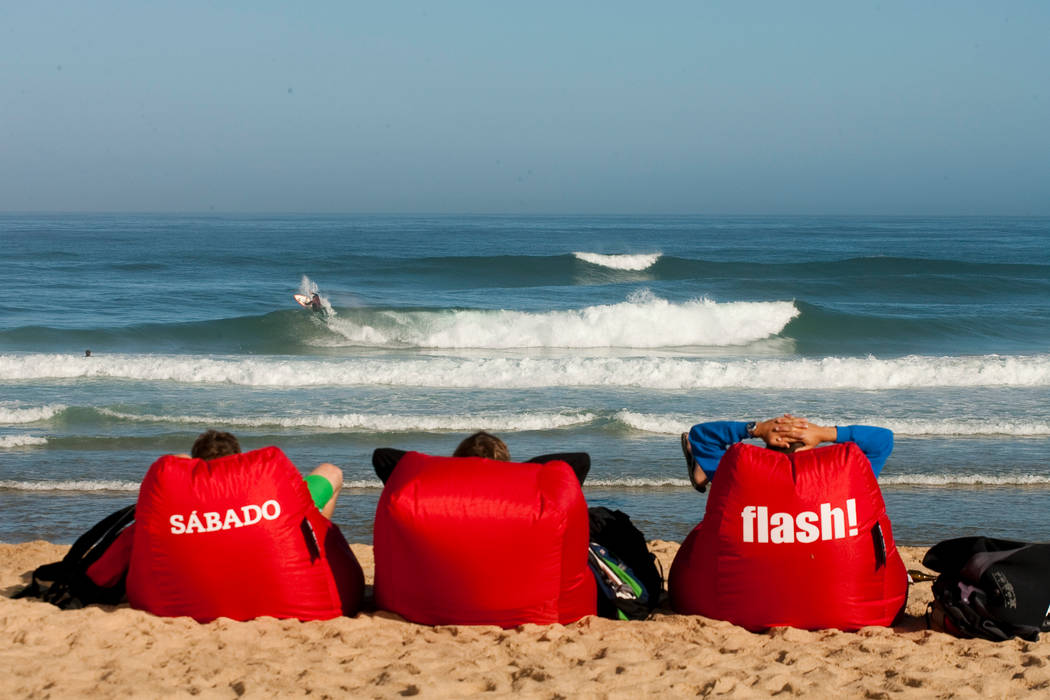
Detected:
[0,404,66,424]
[585,475,1050,488]
[0,435,48,448]
[615,411,1050,437]
[572,252,661,270]
[321,292,798,348]
[96,408,596,433]
[0,479,138,492]
[4,352,1048,390]
[881,474,1050,486]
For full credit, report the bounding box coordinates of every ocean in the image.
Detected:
[1,214,1048,546]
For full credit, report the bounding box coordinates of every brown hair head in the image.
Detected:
[191,430,241,461]
[453,431,510,461]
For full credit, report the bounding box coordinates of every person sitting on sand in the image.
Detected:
[680,415,893,492]
[371,430,590,485]
[178,429,344,519]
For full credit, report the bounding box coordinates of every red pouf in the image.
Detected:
[127,447,363,622]
[669,442,907,631]
[374,452,595,627]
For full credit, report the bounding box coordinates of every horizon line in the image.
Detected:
[3,211,1048,219]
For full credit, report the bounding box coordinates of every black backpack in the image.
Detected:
[920,536,1050,642]
[13,504,136,609]
[587,507,663,620]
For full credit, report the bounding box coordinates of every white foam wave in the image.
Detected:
[585,475,1050,488]
[343,479,384,489]
[614,411,1050,437]
[0,479,139,492]
[881,474,1050,486]
[342,476,700,490]
[878,419,1050,437]
[0,403,66,424]
[573,252,661,270]
[5,353,1050,390]
[342,474,1050,489]
[307,475,1050,489]
[322,292,798,348]
[615,411,693,434]
[0,435,48,448]
[97,408,596,433]
[585,477,692,488]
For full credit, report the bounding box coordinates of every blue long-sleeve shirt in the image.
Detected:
[687,421,894,481]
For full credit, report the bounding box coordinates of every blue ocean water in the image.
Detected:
[1,214,1049,545]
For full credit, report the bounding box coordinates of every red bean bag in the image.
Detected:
[127,446,363,622]
[669,442,907,631]
[373,452,595,627]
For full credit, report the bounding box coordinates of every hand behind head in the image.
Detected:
[760,414,815,451]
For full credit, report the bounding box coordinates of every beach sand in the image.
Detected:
[2,541,1047,698]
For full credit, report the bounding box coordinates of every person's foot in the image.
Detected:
[681,433,707,493]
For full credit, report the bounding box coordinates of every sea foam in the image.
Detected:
[615,411,1050,437]
[322,292,798,348]
[585,475,1050,488]
[0,479,138,491]
[572,252,661,270]
[585,477,692,488]
[97,408,596,433]
[4,353,1050,390]
[881,474,1050,486]
[0,435,48,448]
[315,475,1050,490]
[0,403,66,424]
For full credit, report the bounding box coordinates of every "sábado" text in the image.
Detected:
[169,500,282,534]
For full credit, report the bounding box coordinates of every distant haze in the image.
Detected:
[2,1,1048,214]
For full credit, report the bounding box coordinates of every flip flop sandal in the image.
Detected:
[681,433,706,493]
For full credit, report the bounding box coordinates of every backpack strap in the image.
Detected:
[71,504,136,568]
[922,536,1028,573]
[13,504,135,606]
[960,546,1032,582]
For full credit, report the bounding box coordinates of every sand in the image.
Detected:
[2,541,1048,699]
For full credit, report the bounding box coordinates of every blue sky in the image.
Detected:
[2,1,1048,214]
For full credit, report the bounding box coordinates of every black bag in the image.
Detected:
[13,504,135,609]
[921,536,1050,642]
[587,507,663,620]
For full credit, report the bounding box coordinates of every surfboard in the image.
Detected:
[293,294,313,308]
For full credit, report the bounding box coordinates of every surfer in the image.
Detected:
[292,291,326,313]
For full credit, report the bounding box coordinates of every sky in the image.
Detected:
[2,1,1049,215]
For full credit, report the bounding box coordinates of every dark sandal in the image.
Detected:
[681,433,706,493]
